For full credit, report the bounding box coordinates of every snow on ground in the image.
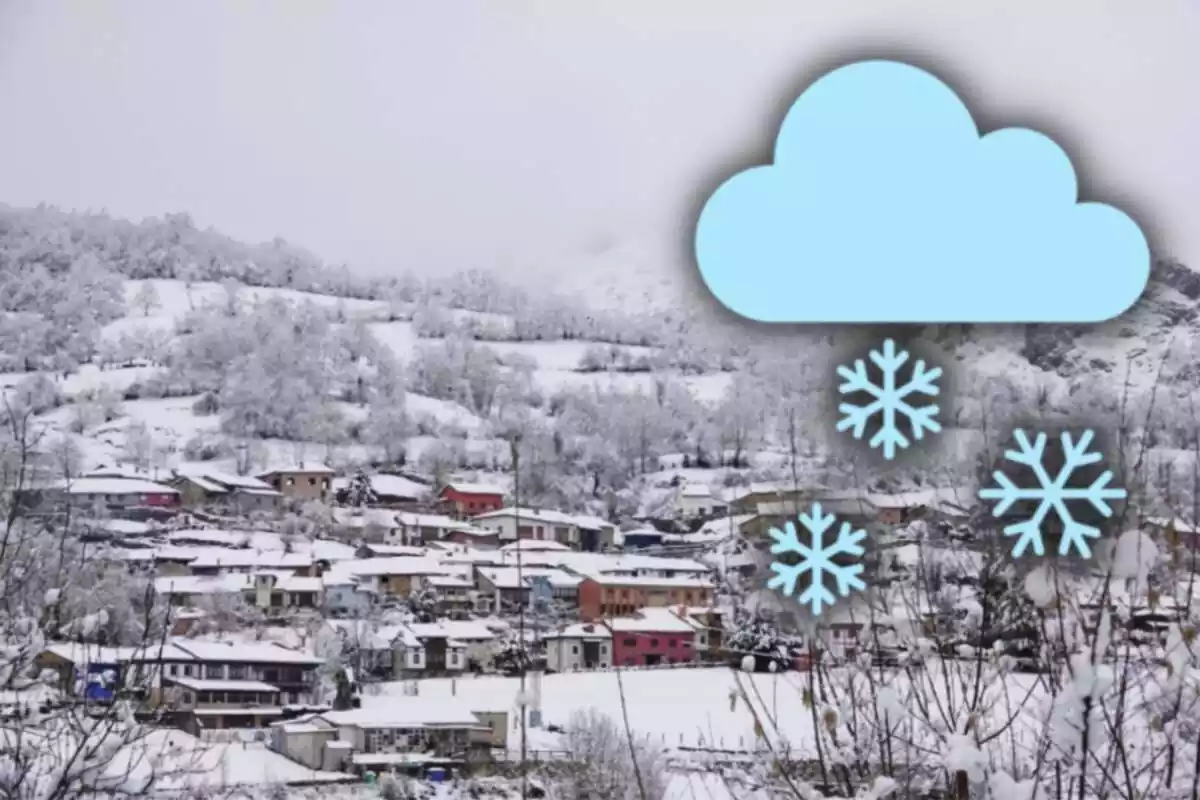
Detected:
[406,392,486,432]
[375,666,1048,759]
[106,728,354,792]
[368,320,420,358]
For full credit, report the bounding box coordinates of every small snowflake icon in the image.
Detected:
[836,338,942,460]
[767,502,867,617]
[978,429,1127,559]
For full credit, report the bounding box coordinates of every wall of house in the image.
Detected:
[267,472,331,502]
[439,489,503,519]
[472,711,508,748]
[391,646,425,676]
[611,630,694,666]
[325,585,373,616]
[279,729,335,770]
[546,637,612,672]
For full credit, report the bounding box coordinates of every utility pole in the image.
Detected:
[511,433,528,800]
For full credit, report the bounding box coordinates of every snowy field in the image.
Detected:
[371,665,1055,760]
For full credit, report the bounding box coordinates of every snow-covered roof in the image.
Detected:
[425,574,474,589]
[544,623,611,640]
[476,566,578,590]
[318,699,483,729]
[679,483,714,499]
[343,557,450,577]
[154,572,322,596]
[407,621,496,641]
[498,539,571,552]
[359,544,428,557]
[585,574,713,589]
[331,507,399,528]
[605,608,696,634]
[331,473,429,500]
[397,512,475,530]
[175,466,279,494]
[442,482,506,496]
[186,550,314,570]
[61,477,178,496]
[258,462,334,476]
[166,677,279,693]
[171,638,321,665]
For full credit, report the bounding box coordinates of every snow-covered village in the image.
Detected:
[2,4,1199,800]
[2,203,1200,800]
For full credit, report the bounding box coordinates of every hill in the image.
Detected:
[1,203,1196,517]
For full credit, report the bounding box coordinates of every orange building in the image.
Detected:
[578,576,714,621]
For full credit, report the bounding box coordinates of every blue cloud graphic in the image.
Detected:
[693,60,1151,323]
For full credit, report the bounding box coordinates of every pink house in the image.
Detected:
[606,608,697,667]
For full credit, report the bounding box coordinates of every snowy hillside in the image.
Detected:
[2,203,1198,515]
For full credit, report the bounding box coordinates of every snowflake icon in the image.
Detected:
[767,502,867,617]
[836,338,942,460]
[978,429,1127,559]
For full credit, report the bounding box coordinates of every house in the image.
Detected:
[621,527,665,550]
[154,572,323,615]
[392,513,484,546]
[389,625,469,676]
[442,527,500,549]
[543,623,613,672]
[416,574,476,618]
[577,575,714,621]
[341,557,451,599]
[258,463,335,503]
[322,574,377,618]
[331,473,430,509]
[404,622,479,673]
[331,508,400,542]
[474,567,581,612]
[38,638,323,733]
[324,620,404,679]
[414,620,499,668]
[269,698,504,775]
[471,507,617,551]
[674,484,727,519]
[48,475,181,519]
[171,467,283,513]
[607,608,697,667]
[437,483,505,520]
[673,607,727,663]
[185,550,319,577]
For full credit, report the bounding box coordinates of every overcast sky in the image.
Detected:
[0,0,1196,297]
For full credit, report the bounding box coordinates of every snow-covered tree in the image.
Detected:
[0,397,179,796]
[132,281,160,317]
[343,468,377,508]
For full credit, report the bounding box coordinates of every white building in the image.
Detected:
[543,623,613,672]
[471,508,616,551]
[674,484,727,519]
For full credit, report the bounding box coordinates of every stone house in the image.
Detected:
[258,463,335,503]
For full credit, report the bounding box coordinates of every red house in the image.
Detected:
[438,483,505,520]
[606,608,697,667]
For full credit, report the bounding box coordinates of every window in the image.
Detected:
[286,477,295,486]
[600,644,608,654]
[308,477,316,486]
[668,639,676,648]
[623,638,636,647]
[571,645,579,655]
[181,691,194,705]
[322,479,330,489]
[650,638,659,647]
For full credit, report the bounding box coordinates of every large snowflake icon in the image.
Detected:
[836,338,942,460]
[767,502,867,617]
[978,429,1127,559]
